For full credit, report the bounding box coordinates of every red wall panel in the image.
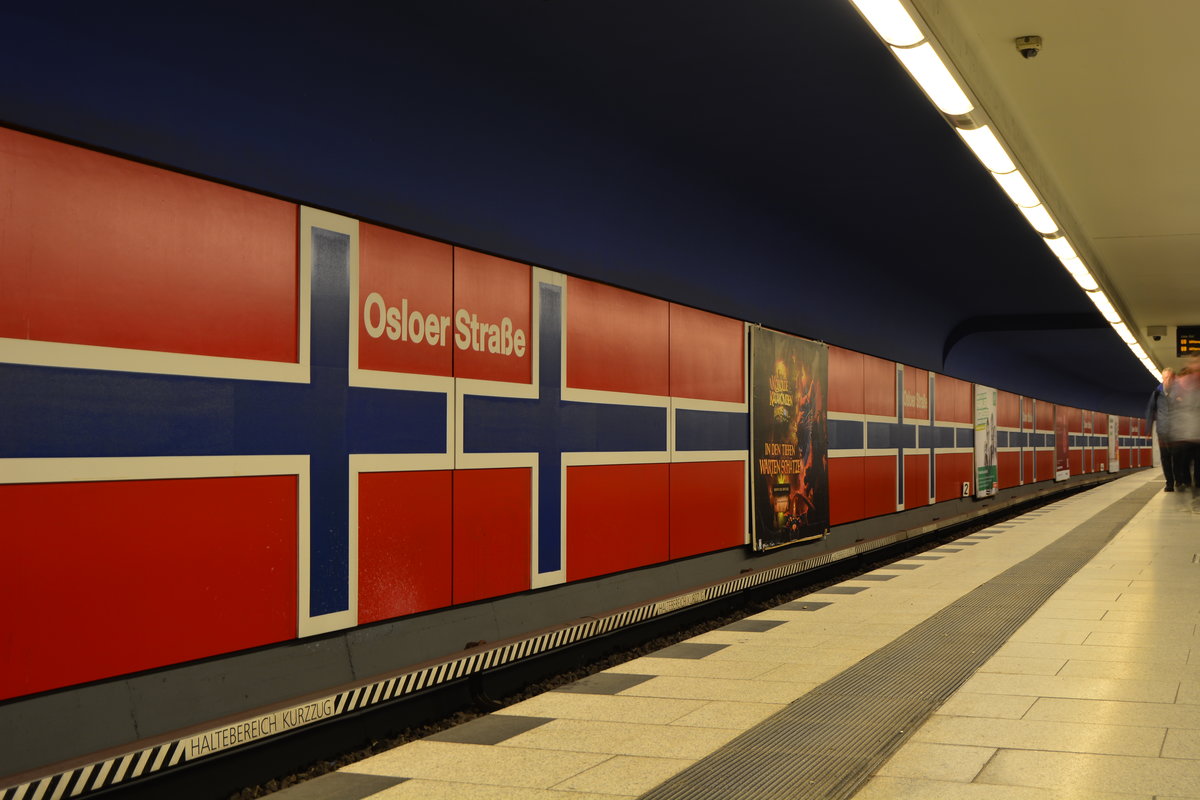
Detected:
[359,224,454,376]
[864,456,897,517]
[0,127,298,362]
[935,452,972,502]
[566,277,669,396]
[453,469,532,605]
[828,346,865,415]
[1036,401,1055,431]
[998,451,1021,490]
[829,457,865,525]
[903,367,929,421]
[453,249,532,383]
[863,355,897,418]
[1021,397,1035,432]
[997,390,1021,429]
[358,471,452,623]
[566,464,669,581]
[669,461,744,558]
[669,305,743,403]
[935,375,970,423]
[903,454,929,508]
[1036,450,1054,481]
[0,477,297,701]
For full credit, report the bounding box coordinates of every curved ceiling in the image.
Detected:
[0,1,1173,416]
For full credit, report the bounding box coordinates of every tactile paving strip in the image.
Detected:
[639,483,1160,800]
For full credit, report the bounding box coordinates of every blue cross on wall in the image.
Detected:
[461,280,669,580]
[0,223,448,624]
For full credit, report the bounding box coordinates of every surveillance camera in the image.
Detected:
[1153,335,1163,341]
[1015,35,1042,59]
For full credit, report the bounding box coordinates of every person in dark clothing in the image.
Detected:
[1173,358,1200,493]
[1146,368,1177,490]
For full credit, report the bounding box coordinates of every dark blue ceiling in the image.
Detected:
[0,1,1155,416]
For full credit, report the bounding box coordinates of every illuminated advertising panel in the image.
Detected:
[750,327,829,549]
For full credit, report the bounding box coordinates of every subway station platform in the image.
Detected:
[276,470,1199,800]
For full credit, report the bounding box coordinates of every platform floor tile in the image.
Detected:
[495,718,738,759]
[345,740,609,788]
[604,656,780,680]
[911,715,1166,757]
[1026,697,1200,729]
[873,740,995,782]
[976,655,1068,676]
[854,775,1152,799]
[666,700,786,730]
[996,640,1191,664]
[651,643,728,659]
[359,779,635,799]
[425,714,551,745]
[550,755,693,795]
[977,749,1200,797]
[493,691,707,725]
[717,619,787,632]
[615,674,816,703]
[937,692,1037,720]
[268,772,406,799]
[554,672,655,694]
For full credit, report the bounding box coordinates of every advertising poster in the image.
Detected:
[1054,405,1070,481]
[974,385,998,498]
[1109,415,1120,473]
[750,327,829,550]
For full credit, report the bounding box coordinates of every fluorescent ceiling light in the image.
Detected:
[1060,256,1098,291]
[1131,343,1149,360]
[1043,236,1078,261]
[1086,290,1121,324]
[1017,203,1058,234]
[956,126,1015,174]
[1111,322,1137,345]
[849,0,924,46]
[992,169,1039,208]
[890,43,974,116]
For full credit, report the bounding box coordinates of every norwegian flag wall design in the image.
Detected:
[354,227,750,616]
[0,129,748,701]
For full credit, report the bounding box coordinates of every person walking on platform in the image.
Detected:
[1172,358,1200,493]
[1147,368,1178,490]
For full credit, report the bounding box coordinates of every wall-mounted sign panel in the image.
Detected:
[750,327,828,550]
[974,385,998,498]
[1178,326,1200,357]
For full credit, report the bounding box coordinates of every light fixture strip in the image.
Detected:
[991,169,1040,208]
[1043,236,1078,261]
[1059,256,1099,292]
[955,125,1015,173]
[1016,204,1058,235]
[1111,321,1137,345]
[846,0,1158,374]
[1087,290,1121,324]
[889,43,975,116]
[848,0,925,46]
